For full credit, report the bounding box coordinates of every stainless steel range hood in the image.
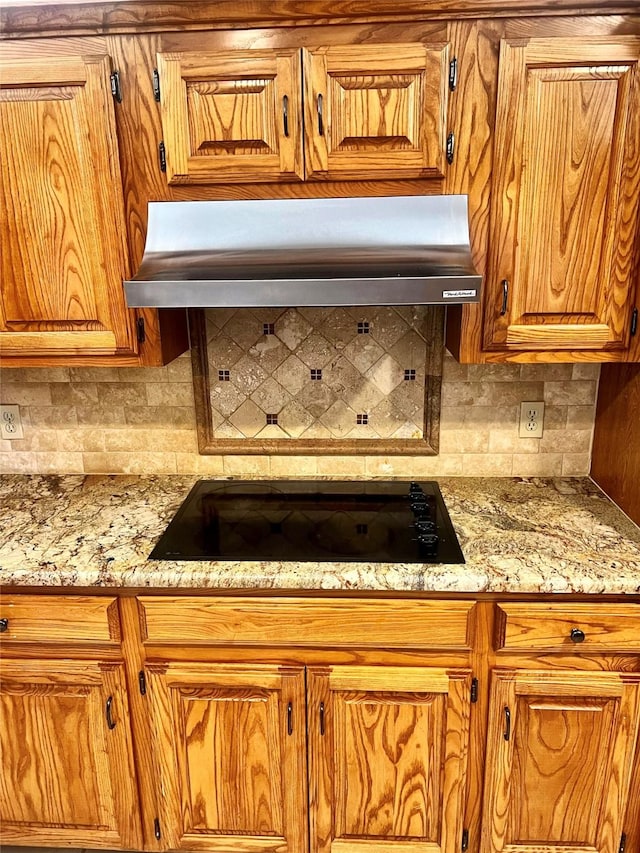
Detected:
[124,195,481,308]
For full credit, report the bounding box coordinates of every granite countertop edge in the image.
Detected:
[1,474,639,596]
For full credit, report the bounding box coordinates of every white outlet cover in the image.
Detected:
[0,404,24,440]
[519,401,545,439]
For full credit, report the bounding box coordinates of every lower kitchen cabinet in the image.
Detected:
[0,658,140,849]
[481,669,640,853]
[307,665,472,853]
[1,594,639,853]
[145,662,308,852]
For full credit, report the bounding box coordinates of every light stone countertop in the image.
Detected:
[0,475,639,595]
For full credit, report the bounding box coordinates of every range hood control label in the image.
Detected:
[442,289,477,298]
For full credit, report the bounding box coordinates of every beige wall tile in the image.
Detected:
[562,453,591,476]
[0,384,52,406]
[462,454,513,476]
[488,429,540,454]
[566,406,597,429]
[35,452,84,474]
[82,452,177,474]
[50,383,99,406]
[0,367,70,383]
[317,455,366,478]
[439,428,490,454]
[27,406,77,427]
[223,455,271,478]
[572,363,601,381]
[512,453,563,477]
[365,454,464,477]
[57,428,106,452]
[270,455,318,477]
[7,430,59,452]
[544,380,597,406]
[520,364,573,381]
[103,429,198,453]
[0,451,39,473]
[175,453,224,475]
[146,382,195,407]
[539,429,592,454]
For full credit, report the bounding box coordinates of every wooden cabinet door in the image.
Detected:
[146,662,308,852]
[484,38,640,353]
[303,43,450,181]
[0,658,140,849]
[0,54,136,359]
[481,669,640,853]
[156,49,304,185]
[307,665,471,853]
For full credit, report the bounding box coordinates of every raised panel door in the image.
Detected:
[146,661,307,852]
[0,54,136,358]
[0,658,140,848]
[156,49,304,184]
[304,43,450,181]
[307,665,471,853]
[481,669,640,853]
[484,38,640,353]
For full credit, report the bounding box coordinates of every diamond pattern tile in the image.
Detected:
[205,307,435,441]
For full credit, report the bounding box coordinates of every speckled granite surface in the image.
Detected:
[0,475,639,594]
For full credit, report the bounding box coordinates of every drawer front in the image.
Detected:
[0,595,121,645]
[496,603,640,652]
[138,596,475,649]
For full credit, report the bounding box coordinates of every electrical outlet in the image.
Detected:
[519,401,545,439]
[0,405,24,440]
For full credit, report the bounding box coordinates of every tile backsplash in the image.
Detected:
[0,346,599,478]
[204,307,435,441]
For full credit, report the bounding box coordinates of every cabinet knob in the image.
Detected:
[570,627,586,644]
[0,618,8,633]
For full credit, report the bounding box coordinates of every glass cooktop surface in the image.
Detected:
[150,480,465,564]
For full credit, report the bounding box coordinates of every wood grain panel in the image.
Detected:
[145,661,307,852]
[483,37,640,354]
[480,669,640,853]
[304,42,449,180]
[0,659,140,848]
[0,595,121,645]
[591,364,640,525]
[495,603,640,653]
[157,48,304,184]
[309,665,471,853]
[137,596,475,649]
[0,53,136,359]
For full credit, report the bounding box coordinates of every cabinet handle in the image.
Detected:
[0,618,8,633]
[317,94,324,136]
[287,701,293,735]
[570,627,586,644]
[282,95,289,138]
[106,695,116,730]
[503,706,511,741]
[319,701,325,735]
[500,279,509,316]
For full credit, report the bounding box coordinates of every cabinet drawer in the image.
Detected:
[138,596,475,649]
[496,603,640,652]
[0,595,121,645]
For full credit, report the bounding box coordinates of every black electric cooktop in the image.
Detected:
[150,480,465,564]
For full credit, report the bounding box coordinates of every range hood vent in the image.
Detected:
[124,195,481,309]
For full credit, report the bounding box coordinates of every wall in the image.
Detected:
[0,354,599,478]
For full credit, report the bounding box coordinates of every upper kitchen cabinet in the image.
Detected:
[154,42,450,185]
[0,54,137,361]
[303,43,449,181]
[483,37,640,355]
[156,49,304,185]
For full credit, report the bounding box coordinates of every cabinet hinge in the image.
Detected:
[446,132,455,165]
[449,57,458,91]
[158,141,167,173]
[136,316,146,344]
[470,678,478,703]
[152,68,161,102]
[631,307,638,336]
[138,670,147,695]
[619,832,627,853]
[461,828,469,851]
[153,818,161,841]
[110,70,123,103]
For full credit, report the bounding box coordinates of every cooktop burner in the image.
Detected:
[150,480,465,564]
